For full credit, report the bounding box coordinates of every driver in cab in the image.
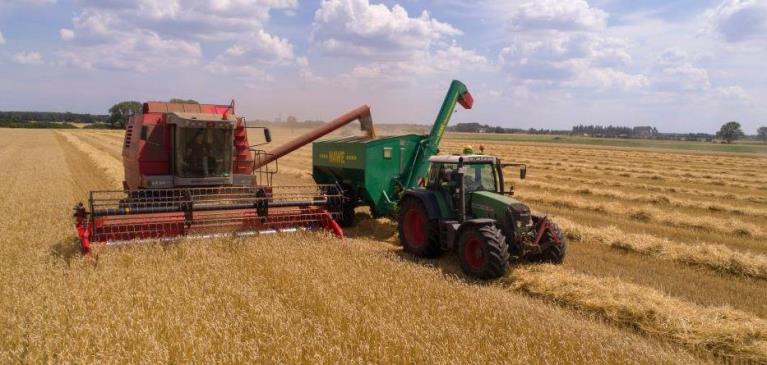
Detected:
[184,131,211,177]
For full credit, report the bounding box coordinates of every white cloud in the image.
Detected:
[345,43,490,80]
[12,51,43,65]
[716,85,751,101]
[224,30,294,61]
[57,30,200,72]
[59,28,74,41]
[313,0,460,59]
[71,0,297,41]
[311,0,486,80]
[509,0,608,31]
[661,65,711,91]
[498,1,643,91]
[577,68,649,91]
[1,0,56,5]
[57,1,297,74]
[205,29,295,79]
[652,48,712,92]
[706,0,767,43]
[0,31,5,45]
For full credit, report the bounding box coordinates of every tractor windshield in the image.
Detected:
[428,162,497,193]
[463,163,497,193]
[175,127,233,178]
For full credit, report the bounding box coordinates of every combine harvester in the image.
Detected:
[313,80,567,279]
[74,101,374,253]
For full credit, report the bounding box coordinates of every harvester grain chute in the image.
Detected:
[312,80,568,279]
[74,101,375,254]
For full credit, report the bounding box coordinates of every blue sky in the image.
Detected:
[0,0,765,133]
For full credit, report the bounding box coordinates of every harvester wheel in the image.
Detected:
[457,224,510,279]
[530,215,567,264]
[398,197,441,258]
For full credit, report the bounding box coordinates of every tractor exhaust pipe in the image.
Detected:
[254,105,375,169]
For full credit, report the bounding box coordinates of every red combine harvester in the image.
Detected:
[73,101,375,253]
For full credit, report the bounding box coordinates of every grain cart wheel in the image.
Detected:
[530,215,567,264]
[398,197,442,258]
[457,224,510,279]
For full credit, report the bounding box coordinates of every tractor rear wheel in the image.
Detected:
[398,198,442,258]
[457,224,510,279]
[530,215,567,264]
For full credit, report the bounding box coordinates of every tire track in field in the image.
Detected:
[56,132,122,189]
[76,133,123,161]
[54,133,116,200]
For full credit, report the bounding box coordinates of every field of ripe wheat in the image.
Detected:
[1,128,766,363]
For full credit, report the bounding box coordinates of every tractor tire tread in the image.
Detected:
[458,224,509,280]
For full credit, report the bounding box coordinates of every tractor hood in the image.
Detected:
[470,190,532,231]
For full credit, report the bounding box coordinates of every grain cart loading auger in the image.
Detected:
[73,101,375,254]
[313,80,567,279]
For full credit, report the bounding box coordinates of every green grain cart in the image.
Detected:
[312,80,567,279]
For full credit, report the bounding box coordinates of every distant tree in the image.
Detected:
[758,126,767,142]
[169,98,199,104]
[108,101,142,129]
[716,121,745,143]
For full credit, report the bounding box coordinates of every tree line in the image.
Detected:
[3,99,766,144]
[450,121,766,143]
[572,125,659,138]
[448,122,569,135]
[0,111,107,123]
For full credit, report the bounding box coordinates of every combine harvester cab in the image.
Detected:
[74,101,374,254]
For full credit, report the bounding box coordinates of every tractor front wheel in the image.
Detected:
[530,215,567,264]
[398,198,442,258]
[457,224,510,279]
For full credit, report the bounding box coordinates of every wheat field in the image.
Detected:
[1,127,766,363]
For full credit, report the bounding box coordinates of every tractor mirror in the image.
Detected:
[520,167,527,180]
[264,128,272,143]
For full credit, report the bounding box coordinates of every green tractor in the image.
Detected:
[312,80,567,279]
[398,153,566,279]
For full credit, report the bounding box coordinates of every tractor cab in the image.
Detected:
[427,155,499,198]
[426,154,526,196]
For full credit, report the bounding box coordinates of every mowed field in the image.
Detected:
[1,128,766,363]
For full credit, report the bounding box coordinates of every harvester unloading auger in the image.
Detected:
[73,101,375,254]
